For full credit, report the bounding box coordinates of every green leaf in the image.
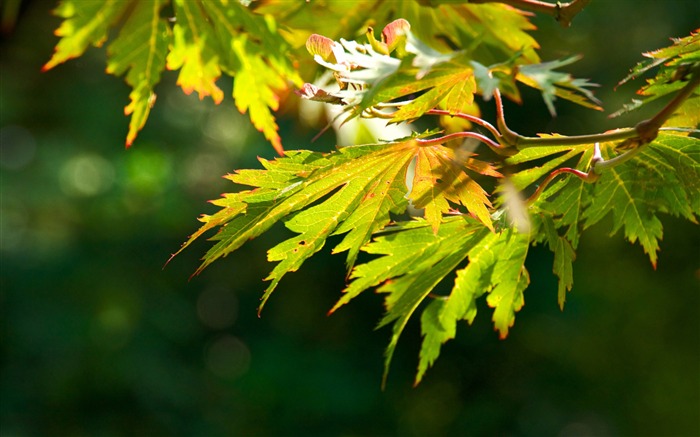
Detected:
[416,228,523,383]
[582,135,698,266]
[105,0,171,147]
[507,138,597,249]
[43,0,130,71]
[484,230,530,338]
[613,29,700,123]
[529,133,699,267]
[540,214,575,309]
[179,139,415,312]
[517,56,602,115]
[201,1,302,155]
[338,217,486,386]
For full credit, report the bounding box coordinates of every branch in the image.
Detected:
[416,131,510,154]
[634,65,700,143]
[492,78,699,150]
[492,88,640,148]
[425,109,502,140]
[468,0,592,27]
[526,142,602,204]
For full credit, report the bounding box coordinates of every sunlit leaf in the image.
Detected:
[43,0,130,71]
[409,143,498,233]
[582,134,700,267]
[167,0,224,104]
[201,1,303,155]
[416,227,528,383]
[105,0,170,147]
[613,29,700,124]
[517,56,602,115]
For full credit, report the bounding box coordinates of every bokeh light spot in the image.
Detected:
[59,153,115,197]
[197,286,239,330]
[205,335,251,380]
[125,149,173,195]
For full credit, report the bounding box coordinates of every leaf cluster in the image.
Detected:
[44,0,302,152]
[45,1,700,385]
[176,16,699,384]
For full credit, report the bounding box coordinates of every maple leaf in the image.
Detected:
[582,134,700,267]
[507,131,698,305]
[42,0,170,146]
[416,226,529,384]
[166,0,225,104]
[177,134,501,314]
[517,56,602,115]
[45,0,302,152]
[333,216,530,385]
[612,29,700,125]
[409,143,499,233]
[517,133,699,268]
[42,0,130,72]
[200,1,303,155]
[539,214,576,309]
[105,0,171,147]
[505,137,596,250]
[387,61,478,123]
[336,217,488,386]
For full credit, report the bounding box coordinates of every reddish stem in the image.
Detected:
[416,131,506,153]
[526,167,594,204]
[425,109,501,139]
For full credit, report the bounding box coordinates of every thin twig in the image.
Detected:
[425,109,502,140]
[416,131,508,154]
[493,88,644,148]
[526,166,598,205]
[634,66,700,143]
[468,0,592,27]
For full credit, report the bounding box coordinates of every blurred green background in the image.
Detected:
[1,1,699,436]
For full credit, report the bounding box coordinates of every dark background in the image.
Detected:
[1,1,699,436]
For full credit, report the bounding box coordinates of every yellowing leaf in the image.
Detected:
[232,39,286,155]
[200,1,302,154]
[43,0,130,71]
[410,143,497,233]
[167,0,224,104]
[390,64,477,122]
[105,0,170,147]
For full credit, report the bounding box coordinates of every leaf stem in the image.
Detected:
[591,140,643,173]
[526,165,598,205]
[416,131,509,154]
[633,65,700,143]
[425,109,502,139]
[492,88,664,148]
[468,0,592,27]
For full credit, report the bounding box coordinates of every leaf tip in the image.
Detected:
[306,33,340,63]
[272,139,285,156]
[382,18,411,53]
